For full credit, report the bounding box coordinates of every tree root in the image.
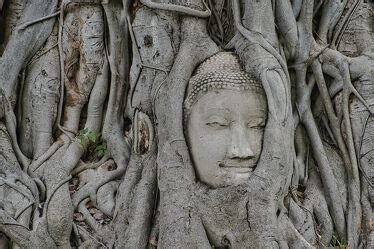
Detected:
[0,210,32,248]
[71,156,112,176]
[122,147,157,247]
[74,221,108,248]
[17,11,60,30]
[154,18,218,247]
[139,0,211,18]
[27,139,64,175]
[0,0,58,106]
[102,0,131,174]
[43,175,72,243]
[279,213,313,248]
[4,107,30,170]
[73,168,126,209]
[311,53,363,245]
[0,178,35,206]
[232,0,289,84]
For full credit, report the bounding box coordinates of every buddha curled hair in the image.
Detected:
[184,51,266,119]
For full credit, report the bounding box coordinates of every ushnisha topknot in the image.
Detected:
[184,51,265,116]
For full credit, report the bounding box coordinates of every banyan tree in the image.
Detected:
[0,0,373,248]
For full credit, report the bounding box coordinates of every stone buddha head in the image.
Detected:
[184,52,267,188]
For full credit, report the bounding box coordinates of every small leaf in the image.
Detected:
[87,131,97,142]
[95,144,106,151]
[81,137,89,146]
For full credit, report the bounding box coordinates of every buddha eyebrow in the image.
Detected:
[204,107,231,113]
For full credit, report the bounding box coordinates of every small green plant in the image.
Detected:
[330,230,347,248]
[95,143,109,157]
[78,128,98,145]
[78,128,109,158]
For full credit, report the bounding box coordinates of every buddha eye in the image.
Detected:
[205,115,230,129]
[251,124,265,130]
[206,121,229,129]
[248,119,266,130]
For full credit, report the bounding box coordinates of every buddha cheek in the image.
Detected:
[247,129,265,164]
[206,132,229,163]
[191,129,229,184]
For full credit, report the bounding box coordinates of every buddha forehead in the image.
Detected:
[184,52,266,117]
[195,89,267,117]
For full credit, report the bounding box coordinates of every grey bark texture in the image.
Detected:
[0,0,373,248]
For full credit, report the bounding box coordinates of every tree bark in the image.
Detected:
[0,0,373,248]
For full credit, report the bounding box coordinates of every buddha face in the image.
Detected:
[187,89,267,188]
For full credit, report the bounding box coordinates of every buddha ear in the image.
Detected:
[261,69,289,124]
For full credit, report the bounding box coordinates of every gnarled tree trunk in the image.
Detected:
[0,0,373,248]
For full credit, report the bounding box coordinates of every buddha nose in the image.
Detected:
[228,124,254,159]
